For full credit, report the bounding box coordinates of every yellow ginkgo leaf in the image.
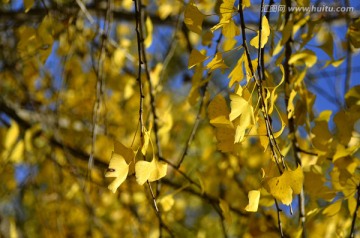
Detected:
[105,152,129,193]
[228,53,245,87]
[250,16,270,49]
[158,194,175,212]
[135,158,168,185]
[289,49,317,67]
[184,1,204,35]
[322,199,342,216]
[144,17,153,48]
[24,0,35,12]
[4,121,19,149]
[245,190,261,212]
[265,166,304,205]
[206,53,228,72]
[222,19,240,38]
[114,140,136,174]
[287,90,297,119]
[188,49,208,69]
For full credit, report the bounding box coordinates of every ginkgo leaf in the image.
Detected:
[202,31,213,46]
[245,190,261,212]
[142,128,151,155]
[114,140,136,174]
[188,49,208,69]
[158,194,175,212]
[208,94,230,120]
[144,17,153,48]
[348,18,360,48]
[222,19,240,38]
[234,106,254,143]
[268,65,285,114]
[105,152,129,193]
[265,166,304,205]
[228,53,245,87]
[206,53,228,72]
[229,93,247,121]
[184,1,204,35]
[289,49,317,67]
[24,0,35,12]
[287,90,297,119]
[4,121,19,149]
[250,16,270,49]
[322,199,342,216]
[135,158,168,185]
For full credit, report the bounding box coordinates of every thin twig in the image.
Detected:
[134,1,175,237]
[87,0,110,190]
[176,33,223,168]
[239,1,286,236]
[282,0,306,236]
[349,184,360,238]
[238,0,285,175]
[274,199,285,238]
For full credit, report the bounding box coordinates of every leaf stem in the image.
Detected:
[349,184,360,238]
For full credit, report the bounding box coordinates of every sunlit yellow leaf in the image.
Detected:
[144,17,153,48]
[206,53,228,72]
[348,196,357,215]
[9,140,24,163]
[287,90,297,119]
[105,152,129,193]
[114,140,136,174]
[222,19,239,38]
[135,158,167,185]
[4,121,19,149]
[159,194,175,212]
[141,127,151,155]
[245,190,261,212]
[184,1,204,35]
[322,199,342,216]
[188,49,208,69]
[228,53,245,87]
[250,16,270,49]
[289,49,317,67]
[113,48,125,68]
[265,166,304,205]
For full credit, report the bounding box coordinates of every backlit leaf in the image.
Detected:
[245,190,261,212]
[188,49,208,69]
[250,16,270,49]
[184,1,205,35]
[105,152,129,193]
[289,49,317,67]
[206,53,228,72]
[265,166,304,205]
[322,199,342,216]
[135,158,168,185]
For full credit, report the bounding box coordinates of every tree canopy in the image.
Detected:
[1,0,360,237]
